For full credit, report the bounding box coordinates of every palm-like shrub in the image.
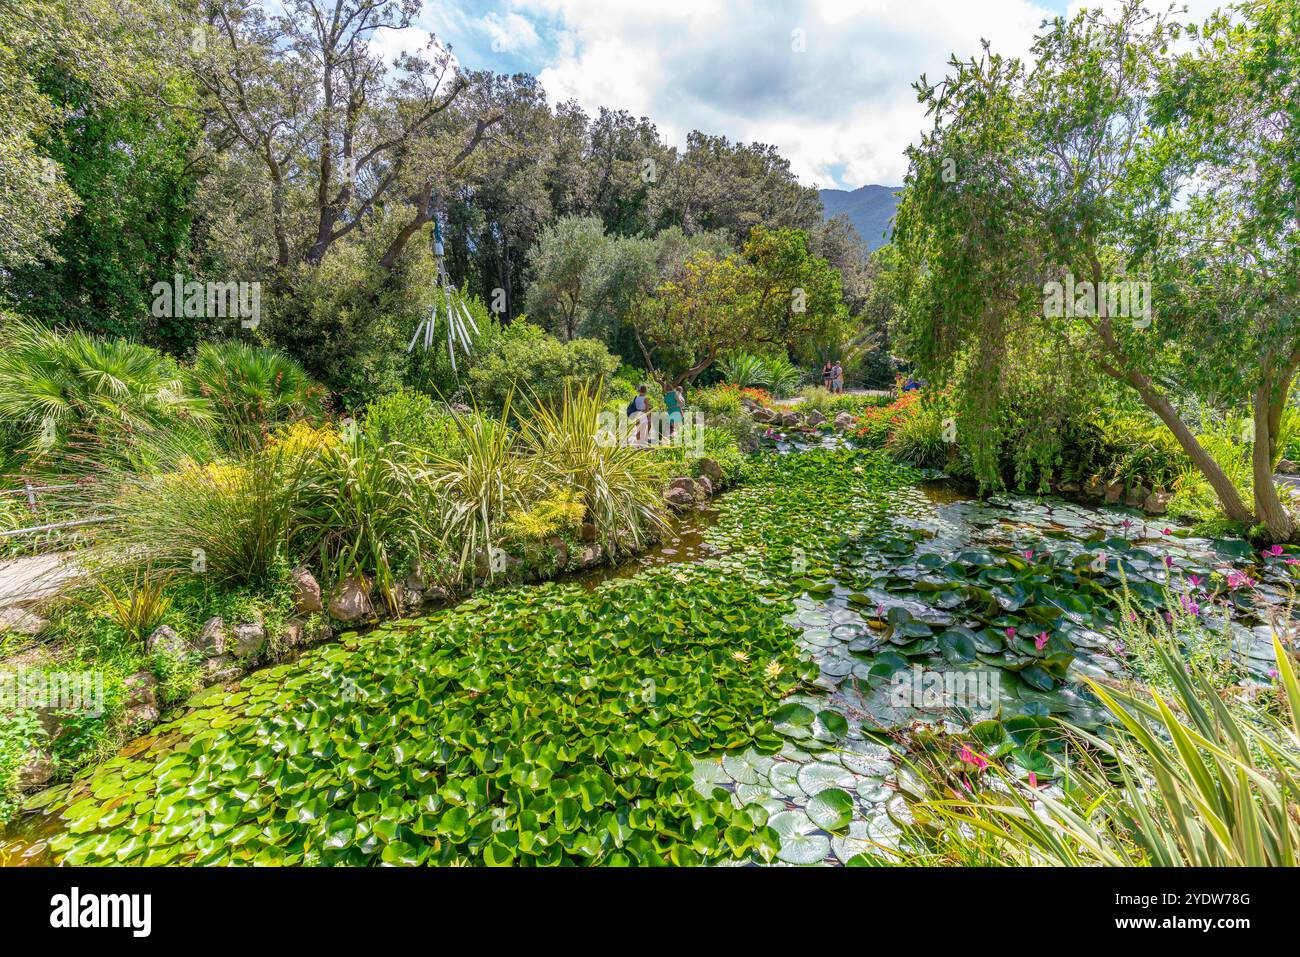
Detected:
[716,351,771,390]
[422,392,532,576]
[756,354,803,398]
[0,317,203,458]
[518,382,667,555]
[291,425,438,612]
[188,340,325,453]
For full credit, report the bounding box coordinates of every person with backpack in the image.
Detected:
[627,385,651,446]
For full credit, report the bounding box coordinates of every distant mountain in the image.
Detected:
[819,184,901,252]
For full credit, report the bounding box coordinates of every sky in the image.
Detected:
[364,0,1227,191]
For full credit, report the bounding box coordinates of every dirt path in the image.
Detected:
[0,553,80,610]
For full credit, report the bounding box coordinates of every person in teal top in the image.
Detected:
[663,385,684,440]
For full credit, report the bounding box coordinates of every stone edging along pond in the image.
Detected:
[9,451,740,796]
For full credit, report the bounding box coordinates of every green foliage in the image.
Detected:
[0,710,44,825]
[715,351,770,389]
[47,564,806,866]
[88,567,173,645]
[189,340,325,453]
[886,394,950,468]
[756,353,802,398]
[292,426,440,612]
[0,316,204,461]
[907,634,1300,866]
[358,389,466,460]
[518,382,667,555]
[466,319,619,415]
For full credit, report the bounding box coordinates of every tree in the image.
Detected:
[632,227,846,387]
[523,216,609,341]
[894,0,1300,538]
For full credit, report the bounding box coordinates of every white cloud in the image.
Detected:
[481,12,541,54]
[520,0,1232,189]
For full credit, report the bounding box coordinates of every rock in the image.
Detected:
[36,707,72,743]
[403,589,423,610]
[1103,483,1124,504]
[693,474,714,501]
[697,457,724,485]
[751,407,777,424]
[1144,491,1173,514]
[577,544,603,566]
[17,750,54,789]
[328,574,373,622]
[423,586,450,604]
[282,617,327,649]
[404,565,427,592]
[547,536,569,570]
[450,403,472,415]
[668,476,696,497]
[146,625,188,658]
[201,655,240,684]
[123,703,160,727]
[580,522,598,542]
[230,620,267,660]
[739,396,761,411]
[664,486,694,511]
[833,411,856,430]
[195,617,227,657]
[0,607,49,637]
[806,410,827,427]
[1083,480,1106,499]
[778,410,802,429]
[1279,459,1299,475]
[123,671,157,709]
[1058,480,1080,493]
[1124,485,1149,509]
[291,567,323,615]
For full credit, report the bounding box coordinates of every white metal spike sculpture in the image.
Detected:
[406,219,480,372]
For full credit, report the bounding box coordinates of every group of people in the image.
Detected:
[821,360,845,394]
[626,383,685,445]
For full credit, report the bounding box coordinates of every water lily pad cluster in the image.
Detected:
[45,566,815,866]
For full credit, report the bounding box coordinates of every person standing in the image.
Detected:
[832,360,844,394]
[663,383,685,441]
[628,385,651,445]
[822,361,834,391]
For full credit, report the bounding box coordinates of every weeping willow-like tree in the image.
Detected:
[894,0,1300,540]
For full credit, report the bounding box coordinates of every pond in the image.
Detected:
[3,448,1295,866]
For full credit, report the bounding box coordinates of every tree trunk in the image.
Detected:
[1125,368,1255,523]
[1253,379,1294,541]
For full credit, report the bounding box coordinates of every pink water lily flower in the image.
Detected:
[1162,528,1172,535]
[1163,555,1174,569]
[1035,631,1049,651]
[959,745,990,771]
[1265,545,1285,558]
[1226,570,1254,590]
[1005,626,1017,641]
[1286,559,1300,566]
[1028,772,1039,789]
[1188,574,1202,588]
[1022,549,1034,561]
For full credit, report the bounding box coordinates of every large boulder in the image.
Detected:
[806,410,827,427]
[291,567,323,615]
[230,620,267,661]
[146,625,188,658]
[833,411,856,431]
[577,544,604,566]
[0,607,49,637]
[751,406,777,424]
[697,457,725,486]
[123,703,160,727]
[1124,485,1150,509]
[778,410,802,429]
[281,617,328,650]
[693,474,714,501]
[328,575,373,622]
[195,617,227,657]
